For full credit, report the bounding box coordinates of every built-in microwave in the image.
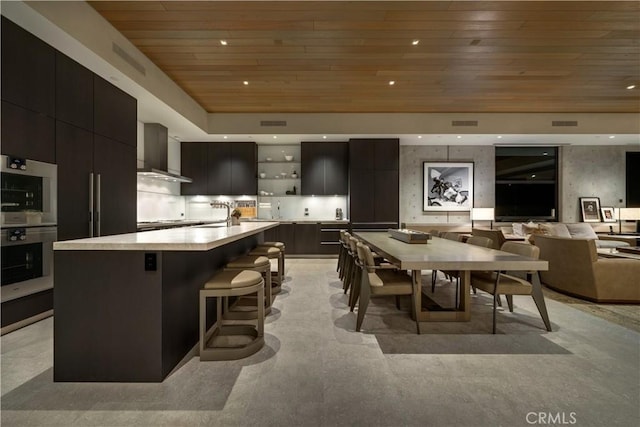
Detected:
[1,155,57,227]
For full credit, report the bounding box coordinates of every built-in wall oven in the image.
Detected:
[1,154,57,288]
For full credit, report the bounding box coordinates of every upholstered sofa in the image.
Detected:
[501,222,631,249]
[534,235,640,303]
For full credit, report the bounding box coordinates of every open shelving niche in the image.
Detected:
[257,144,301,197]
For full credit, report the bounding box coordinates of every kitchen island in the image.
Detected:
[53,222,278,382]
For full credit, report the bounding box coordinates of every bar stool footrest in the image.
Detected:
[200,325,264,361]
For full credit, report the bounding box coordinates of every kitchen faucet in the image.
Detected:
[210,201,232,226]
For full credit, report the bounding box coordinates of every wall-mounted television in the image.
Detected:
[495,147,558,222]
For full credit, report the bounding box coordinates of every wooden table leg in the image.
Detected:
[412,270,422,334]
[459,270,472,321]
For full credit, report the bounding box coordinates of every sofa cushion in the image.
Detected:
[596,240,631,249]
[539,223,572,238]
[566,223,599,240]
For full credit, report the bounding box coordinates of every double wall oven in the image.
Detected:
[1,155,57,331]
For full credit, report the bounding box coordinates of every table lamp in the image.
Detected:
[471,208,495,229]
[618,207,640,234]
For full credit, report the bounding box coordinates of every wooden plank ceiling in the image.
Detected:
[89,1,640,114]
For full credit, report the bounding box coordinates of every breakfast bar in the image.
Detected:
[53,222,278,382]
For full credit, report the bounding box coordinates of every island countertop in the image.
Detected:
[53,221,279,251]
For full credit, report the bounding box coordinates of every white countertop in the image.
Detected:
[249,218,349,224]
[54,222,278,251]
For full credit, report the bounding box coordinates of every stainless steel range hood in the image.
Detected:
[137,123,192,183]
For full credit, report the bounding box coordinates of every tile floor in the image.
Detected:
[1,259,639,426]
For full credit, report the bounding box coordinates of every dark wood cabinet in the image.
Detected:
[207,143,232,195]
[180,143,209,195]
[56,53,94,131]
[56,122,136,240]
[181,142,256,195]
[1,17,55,117]
[324,143,349,195]
[374,139,400,170]
[262,222,343,255]
[318,223,343,255]
[301,143,324,195]
[348,139,374,170]
[231,143,257,195]
[301,142,348,195]
[349,170,375,223]
[93,135,137,236]
[294,223,320,254]
[278,223,296,251]
[56,121,94,241]
[94,76,137,147]
[349,138,399,228]
[1,101,55,163]
[374,170,399,223]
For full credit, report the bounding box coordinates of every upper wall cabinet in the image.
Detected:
[180,143,209,195]
[1,17,55,117]
[301,142,348,196]
[56,53,94,132]
[94,76,137,147]
[181,142,257,196]
[1,101,55,163]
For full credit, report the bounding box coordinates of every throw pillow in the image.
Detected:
[512,223,524,236]
[539,223,571,238]
[565,223,598,240]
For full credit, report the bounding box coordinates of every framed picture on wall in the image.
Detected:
[600,206,616,223]
[579,197,601,222]
[423,162,474,211]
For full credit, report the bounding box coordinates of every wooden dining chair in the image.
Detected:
[471,228,506,250]
[470,242,552,334]
[436,235,494,308]
[354,242,419,333]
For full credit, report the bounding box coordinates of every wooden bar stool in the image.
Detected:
[199,270,265,361]
[224,255,272,318]
[250,245,283,294]
[262,241,286,278]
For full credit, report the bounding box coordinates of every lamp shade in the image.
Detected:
[471,208,495,221]
[619,207,640,220]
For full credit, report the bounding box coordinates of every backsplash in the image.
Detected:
[257,196,347,220]
[137,177,185,221]
[138,181,346,222]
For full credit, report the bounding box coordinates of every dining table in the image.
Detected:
[354,231,550,334]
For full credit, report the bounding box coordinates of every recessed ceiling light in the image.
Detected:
[273,136,278,139]
[412,40,420,45]
[243,81,249,85]
[627,84,636,89]
[220,40,227,45]
[457,135,462,139]
[418,135,422,139]
[223,136,228,139]
[497,135,502,139]
[609,135,616,139]
[389,80,395,85]
[531,174,536,178]
[322,135,327,139]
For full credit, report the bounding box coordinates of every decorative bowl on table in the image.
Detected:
[284,155,294,161]
[280,172,287,178]
[259,172,266,178]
